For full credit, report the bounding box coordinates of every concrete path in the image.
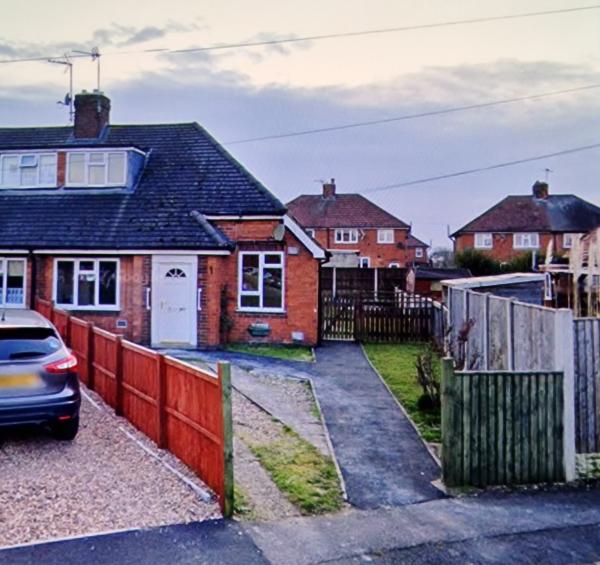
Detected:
[246,489,600,565]
[310,342,442,508]
[5,489,600,564]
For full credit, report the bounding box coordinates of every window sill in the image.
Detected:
[54,306,121,313]
[236,309,287,317]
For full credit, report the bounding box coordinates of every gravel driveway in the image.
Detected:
[0,387,219,548]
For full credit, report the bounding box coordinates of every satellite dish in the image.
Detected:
[273,223,285,242]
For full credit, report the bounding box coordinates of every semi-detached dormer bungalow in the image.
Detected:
[0,91,325,348]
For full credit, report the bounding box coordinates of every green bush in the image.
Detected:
[455,249,502,276]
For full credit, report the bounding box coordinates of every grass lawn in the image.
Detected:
[227,343,314,362]
[363,343,442,443]
[248,426,344,515]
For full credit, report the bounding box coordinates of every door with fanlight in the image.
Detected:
[151,256,197,347]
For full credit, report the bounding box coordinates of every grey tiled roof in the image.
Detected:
[453,194,600,236]
[0,123,286,250]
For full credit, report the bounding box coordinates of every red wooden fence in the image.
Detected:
[35,298,232,514]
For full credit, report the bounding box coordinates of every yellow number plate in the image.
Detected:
[0,374,41,389]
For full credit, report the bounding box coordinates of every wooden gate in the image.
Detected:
[320,291,439,342]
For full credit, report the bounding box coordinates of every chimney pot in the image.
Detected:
[74,91,110,138]
[323,178,336,199]
[532,180,549,199]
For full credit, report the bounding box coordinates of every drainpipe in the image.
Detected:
[28,250,36,310]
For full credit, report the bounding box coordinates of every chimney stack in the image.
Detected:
[74,90,110,138]
[322,178,336,199]
[532,180,549,199]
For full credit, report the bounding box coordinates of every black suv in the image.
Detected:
[0,310,80,440]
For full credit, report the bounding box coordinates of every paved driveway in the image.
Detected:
[0,388,218,548]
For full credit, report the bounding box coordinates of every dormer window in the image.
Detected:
[66,151,127,187]
[0,153,57,188]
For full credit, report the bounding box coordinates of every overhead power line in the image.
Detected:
[1,4,599,65]
[360,142,600,194]
[224,83,600,144]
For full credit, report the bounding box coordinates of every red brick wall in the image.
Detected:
[313,227,409,267]
[29,220,320,348]
[206,219,320,346]
[454,232,561,262]
[57,152,66,186]
[35,255,151,343]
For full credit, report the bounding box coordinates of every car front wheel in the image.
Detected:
[50,416,79,441]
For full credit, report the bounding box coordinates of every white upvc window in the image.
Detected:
[238,252,284,312]
[334,228,359,244]
[513,232,540,249]
[66,151,127,187]
[474,233,493,249]
[0,152,57,188]
[53,258,120,310]
[377,229,394,244]
[563,233,581,249]
[389,262,400,268]
[359,257,370,268]
[0,258,26,308]
[415,248,424,258]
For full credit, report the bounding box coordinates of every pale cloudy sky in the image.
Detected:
[1,0,599,247]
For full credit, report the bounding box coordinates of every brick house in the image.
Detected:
[452,181,600,263]
[287,179,428,269]
[0,91,325,348]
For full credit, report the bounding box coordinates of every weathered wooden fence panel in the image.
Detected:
[442,359,565,487]
[321,291,440,343]
[574,318,600,453]
[33,298,233,514]
[444,286,576,480]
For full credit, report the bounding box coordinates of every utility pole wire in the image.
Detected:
[1,4,599,65]
[360,142,600,194]
[224,83,600,144]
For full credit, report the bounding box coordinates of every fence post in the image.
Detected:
[441,357,459,487]
[115,336,123,416]
[555,308,576,482]
[157,355,168,449]
[218,361,234,518]
[87,323,95,391]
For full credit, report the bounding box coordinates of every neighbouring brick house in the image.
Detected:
[0,91,325,347]
[287,179,428,269]
[452,181,600,263]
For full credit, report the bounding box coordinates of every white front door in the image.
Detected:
[151,256,197,347]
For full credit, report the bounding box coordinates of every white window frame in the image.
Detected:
[415,248,424,258]
[389,262,400,268]
[238,251,285,313]
[53,258,120,311]
[563,233,581,249]
[0,152,57,189]
[0,257,27,308]
[65,150,127,188]
[334,228,359,244]
[377,229,394,244]
[359,257,370,268]
[474,232,493,249]
[513,232,540,249]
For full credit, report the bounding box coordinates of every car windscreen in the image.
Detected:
[0,327,62,361]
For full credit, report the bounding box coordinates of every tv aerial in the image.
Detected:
[48,54,74,122]
[47,47,102,123]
